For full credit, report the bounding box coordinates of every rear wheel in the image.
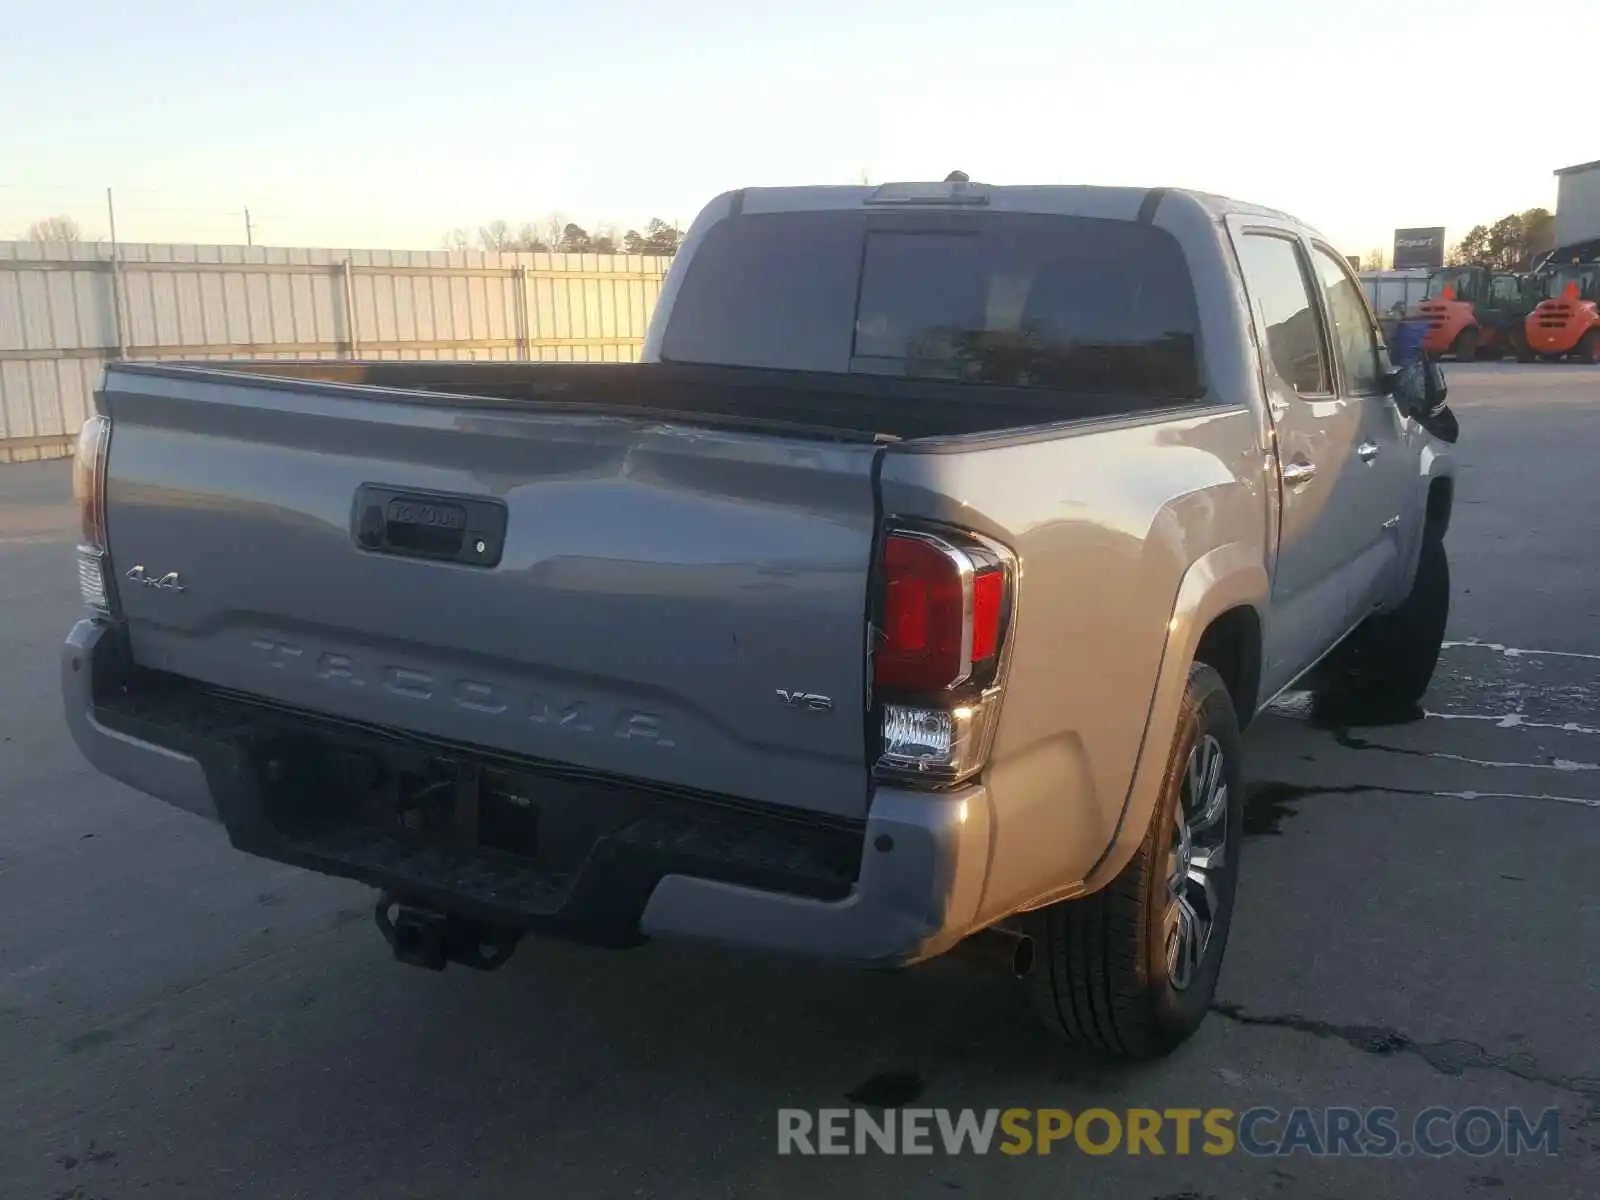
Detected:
[1026,664,1243,1060]
[1578,329,1600,364]
[1514,330,1535,363]
[1453,327,1478,361]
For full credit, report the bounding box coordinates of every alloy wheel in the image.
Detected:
[1164,733,1229,990]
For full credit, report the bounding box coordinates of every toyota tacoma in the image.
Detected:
[63,177,1458,1058]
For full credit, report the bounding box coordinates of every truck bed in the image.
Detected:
[184,358,1189,442]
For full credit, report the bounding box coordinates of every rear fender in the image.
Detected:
[1048,542,1266,901]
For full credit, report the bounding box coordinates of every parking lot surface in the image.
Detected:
[2,363,1597,1199]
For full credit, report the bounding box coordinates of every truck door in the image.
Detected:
[1228,223,1365,699]
[1307,243,1412,618]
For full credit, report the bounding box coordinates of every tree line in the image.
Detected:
[14,216,93,242]
[1447,208,1555,271]
[442,215,683,256]
[10,211,685,256]
[1355,208,1560,274]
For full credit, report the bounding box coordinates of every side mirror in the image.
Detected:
[1383,312,1451,433]
[1384,352,1447,420]
[1384,358,1457,441]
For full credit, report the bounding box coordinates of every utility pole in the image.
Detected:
[106,187,128,360]
[244,207,254,247]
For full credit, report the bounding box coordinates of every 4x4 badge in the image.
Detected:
[125,565,186,593]
[776,689,833,713]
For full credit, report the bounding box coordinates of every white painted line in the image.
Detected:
[1424,751,1599,773]
[1433,790,1600,811]
[0,533,66,547]
[1442,640,1600,662]
[1425,710,1600,737]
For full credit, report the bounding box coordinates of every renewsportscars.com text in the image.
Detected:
[777,1106,1561,1158]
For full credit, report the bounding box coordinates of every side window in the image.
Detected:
[1235,234,1330,395]
[1491,275,1521,304]
[1311,246,1383,395]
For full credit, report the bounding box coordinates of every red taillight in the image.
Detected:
[880,534,966,691]
[73,414,111,549]
[971,570,1003,662]
[875,529,1009,693]
[873,524,1015,786]
[72,414,115,614]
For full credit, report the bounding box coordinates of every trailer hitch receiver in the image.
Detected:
[375,894,521,971]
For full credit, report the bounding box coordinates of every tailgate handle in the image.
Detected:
[353,485,507,567]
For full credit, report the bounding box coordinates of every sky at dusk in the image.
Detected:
[1,0,1588,254]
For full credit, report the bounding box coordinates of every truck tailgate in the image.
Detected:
[99,366,880,820]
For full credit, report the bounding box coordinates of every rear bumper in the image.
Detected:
[62,619,990,967]
[1525,320,1588,354]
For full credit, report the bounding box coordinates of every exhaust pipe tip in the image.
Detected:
[1012,933,1035,978]
[952,925,1034,978]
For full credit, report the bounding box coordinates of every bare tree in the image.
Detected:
[477,219,515,252]
[511,222,548,251]
[541,212,570,253]
[22,215,84,242]
[1360,248,1387,271]
[441,228,472,252]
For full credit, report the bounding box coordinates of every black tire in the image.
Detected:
[1453,327,1478,362]
[1512,328,1535,363]
[1026,663,1244,1060]
[1578,329,1600,364]
[1320,523,1450,710]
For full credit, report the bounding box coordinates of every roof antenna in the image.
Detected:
[944,170,970,183]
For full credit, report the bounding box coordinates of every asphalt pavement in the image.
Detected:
[2,363,1598,1199]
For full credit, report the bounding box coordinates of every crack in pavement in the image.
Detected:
[1331,728,1600,775]
[1210,1003,1600,1101]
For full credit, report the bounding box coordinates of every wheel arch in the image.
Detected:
[1426,475,1454,536]
[1075,543,1267,898]
[1193,604,1264,732]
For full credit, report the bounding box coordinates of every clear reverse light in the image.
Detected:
[879,698,1002,785]
[77,548,111,612]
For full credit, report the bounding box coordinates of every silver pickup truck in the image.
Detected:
[63,178,1457,1059]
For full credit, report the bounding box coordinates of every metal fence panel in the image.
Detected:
[0,241,671,462]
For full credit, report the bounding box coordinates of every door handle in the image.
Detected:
[1281,460,1317,487]
[1357,441,1380,463]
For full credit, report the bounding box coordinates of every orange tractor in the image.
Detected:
[1407,265,1541,361]
[1524,242,1600,362]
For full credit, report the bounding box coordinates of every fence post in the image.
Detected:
[340,259,360,358]
[512,264,530,360]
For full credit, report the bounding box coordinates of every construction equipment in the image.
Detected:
[1524,241,1600,362]
[1407,266,1542,361]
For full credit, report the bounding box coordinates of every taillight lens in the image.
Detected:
[873,525,1015,786]
[879,534,969,692]
[73,415,111,549]
[876,531,1008,693]
[72,415,114,614]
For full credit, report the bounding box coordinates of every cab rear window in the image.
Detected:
[660,210,1204,405]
